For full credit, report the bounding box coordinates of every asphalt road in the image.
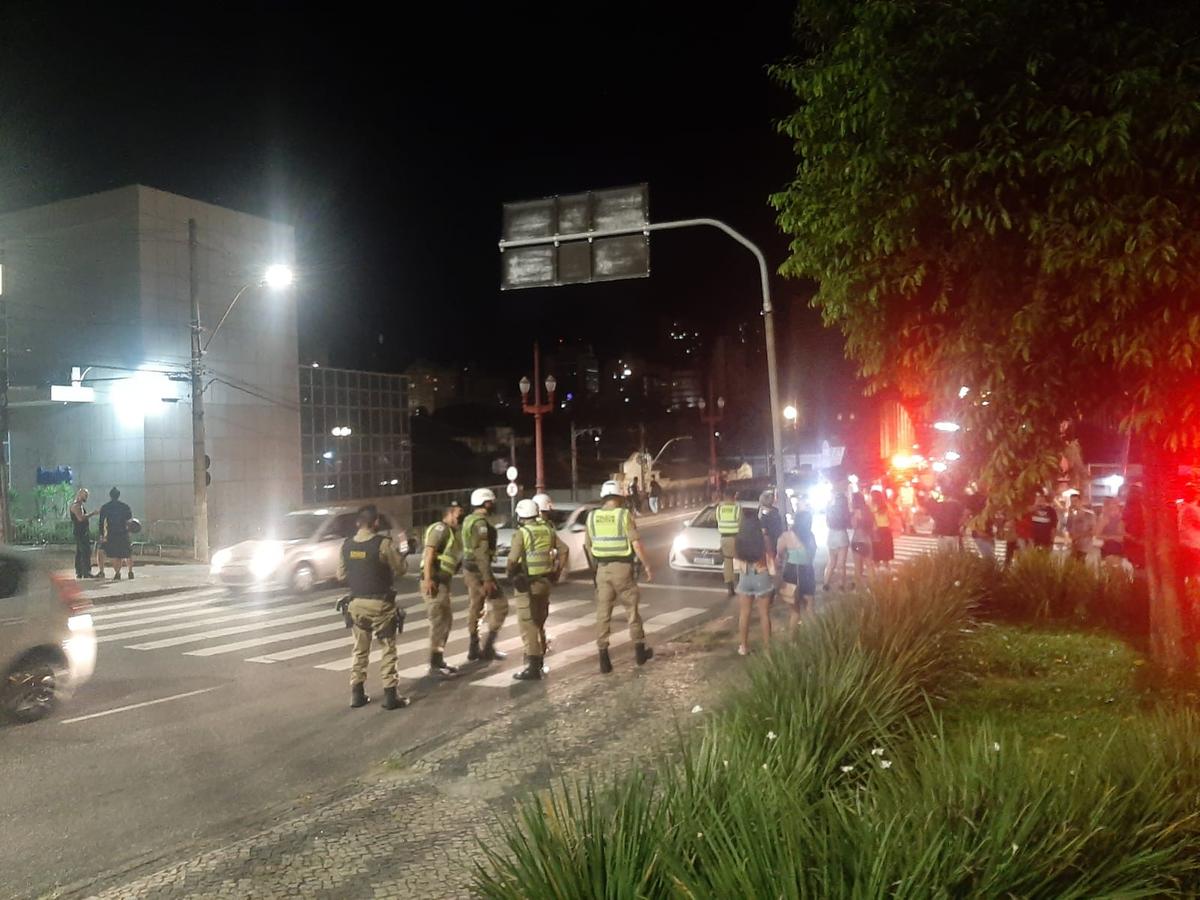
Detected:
[0,510,729,899]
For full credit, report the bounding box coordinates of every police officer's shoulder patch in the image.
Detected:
[349,550,367,559]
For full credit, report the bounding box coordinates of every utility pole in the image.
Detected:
[188,219,209,563]
[518,341,556,494]
[570,422,601,501]
[698,384,725,500]
[0,243,9,544]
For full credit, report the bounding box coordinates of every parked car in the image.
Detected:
[668,501,759,573]
[1,550,96,723]
[209,508,412,593]
[493,503,597,576]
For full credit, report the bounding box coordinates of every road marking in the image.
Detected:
[245,597,430,663]
[184,622,348,656]
[97,597,328,643]
[94,595,307,631]
[60,687,222,724]
[91,595,227,623]
[125,607,340,650]
[471,606,707,687]
[641,582,729,595]
[90,588,226,615]
[319,600,590,676]
[390,599,592,680]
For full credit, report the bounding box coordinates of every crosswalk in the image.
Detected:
[90,584,713,688]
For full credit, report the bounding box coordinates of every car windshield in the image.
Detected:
[273,514,328,542]
[690,505,757,528]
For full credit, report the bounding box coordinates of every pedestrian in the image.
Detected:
[850,491,874,580]
[462,488,507,662]
[98,487,134,581]
[506,498,569,680]
[69,488,98,579]
[1065,492,1096,563]
[627,477,641,515]
[338,505,409,710]
[648,477,663,515]
[715,485,743,598]
[932,491,965,554]
[734,507,773,655]
[824,477,851,591]
[870,489,894,570]
[758,489,785,548]
[965,484,995,562]
[1121,484,1145,570]
[421,500,465,677]
[1096,496,1126,568]
[1030,491,1058,551]
[777,496,817,629]
[584,480,655,673]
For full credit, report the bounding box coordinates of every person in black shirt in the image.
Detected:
[932,493,965,553]
[98,487,135,582]
[1030,493,1059,549]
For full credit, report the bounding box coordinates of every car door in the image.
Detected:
[313,513,357,582]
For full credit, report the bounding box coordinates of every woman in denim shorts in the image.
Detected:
[734,514,773,656]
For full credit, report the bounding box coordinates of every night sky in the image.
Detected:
[0,1,855,403]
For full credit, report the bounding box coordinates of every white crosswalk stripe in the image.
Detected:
[92,583,718,686]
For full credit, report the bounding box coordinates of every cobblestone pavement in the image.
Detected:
[78,620,741,900]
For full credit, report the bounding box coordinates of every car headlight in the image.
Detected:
[249,543,284,580]
[671,533,688,556]
[210,548,232,575]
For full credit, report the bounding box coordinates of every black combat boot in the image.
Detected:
[350,683,369,708]
[467,634,482,661]
[381,687,409,710]
[635,642,654,666]
[429,652,459,678]
[512,656,544,681]
[726,581,736,598]
[598,647,613,674]
[481,632,507,661]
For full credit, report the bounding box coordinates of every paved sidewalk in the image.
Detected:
[81,622,740,900]
[75,565,213,605]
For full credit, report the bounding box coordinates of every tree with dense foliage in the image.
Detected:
[771,0,1200,669]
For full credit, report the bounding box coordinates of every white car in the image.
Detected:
[210,508,410,594]
[493,503,597,577]
[1,550,96,722]
[668,501,759,573]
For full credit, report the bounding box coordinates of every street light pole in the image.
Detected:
[519,341,556,494]
[570,422,602,501]
[698,389,725,498]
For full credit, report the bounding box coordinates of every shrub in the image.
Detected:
[989,550,1141,633]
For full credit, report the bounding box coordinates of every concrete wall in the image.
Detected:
[0,185,301,549]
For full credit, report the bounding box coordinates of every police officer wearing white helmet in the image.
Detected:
[583,479,654,673]
[462,487,507,662]
[506,497,569,680]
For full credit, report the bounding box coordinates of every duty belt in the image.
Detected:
[352,593,392,601]
[596,557,634,565]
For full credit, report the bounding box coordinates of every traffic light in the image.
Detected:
[204,453,212,487]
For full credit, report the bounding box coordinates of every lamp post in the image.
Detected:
[519,341,556,494]
[698,391,725,498]
[188,218,293,563]
[570,422,602,501]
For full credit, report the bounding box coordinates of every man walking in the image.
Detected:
[648,477,663,515]
[507,498,569,681]
[716,485,742,597]
[422,501,465,677]
[69,488,97,579]
[462,488,507,662]
[338,505,409,710]
[584,480,654,674]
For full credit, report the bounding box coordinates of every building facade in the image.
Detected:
[0,185,300,549]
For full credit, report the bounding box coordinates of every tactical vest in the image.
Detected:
[587,507,633,560]
[716,502,742,535]
[342,534,392,597]
[519,520,556,577]
[462,510,497,562]
[425,522,463,577]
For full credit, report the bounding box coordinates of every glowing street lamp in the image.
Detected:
[519,342,557,493]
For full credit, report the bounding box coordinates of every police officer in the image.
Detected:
[507,498,569,680]
[337,505,409,710]
[532,492,555,654]
[716,485,743,597]
[462,488,508,662]
[584,480,654,674]
[422,501,465,677]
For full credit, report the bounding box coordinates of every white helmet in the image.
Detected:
[470,488,496,508]
[515,498,539,520]
[532,492,553,512]
[600,480,622,499]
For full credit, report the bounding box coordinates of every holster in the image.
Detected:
[335,595,353,629]
[511,573,531,595]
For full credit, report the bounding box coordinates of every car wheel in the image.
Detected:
[3,653,63,724]
[291,563,316,594]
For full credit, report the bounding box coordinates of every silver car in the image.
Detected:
[209,508,410,594]
[1,550,97,723]
[668,501,759,573]
[493,503,597,576]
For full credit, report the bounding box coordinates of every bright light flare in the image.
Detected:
[958,386,970,399]
[1102,474,1125,491]
[944,450,961,461]
[210,547,233,575]
[808,480,833,513]
[112,369,174,426]
[932,461,948,473]
[933,421,961,433]
[783,405,797,422]
[249,542,284,580]
[263,264,294,290]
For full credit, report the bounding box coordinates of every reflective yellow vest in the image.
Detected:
[716,502,742,535]
[462,511,494,555]
[424,522,462,577]
[587,507,633,559]
[518,519,556,577]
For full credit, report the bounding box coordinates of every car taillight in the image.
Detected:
[50,573,91,615]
